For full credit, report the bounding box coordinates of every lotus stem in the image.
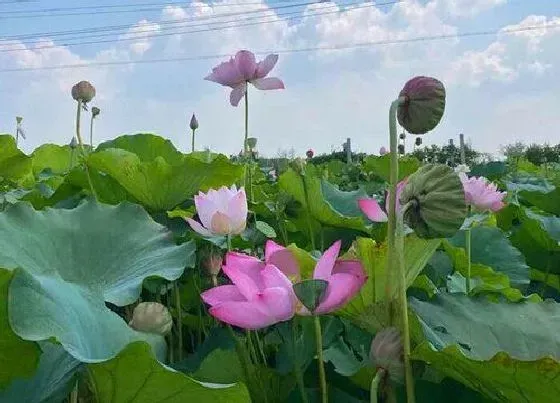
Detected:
[465,227,472,294]
[301,172,316,250]
[370,368,386,403]
[244,88,249,158]
[70,380,78,403]
[174,282,183,362]
[191,129,196,153]
[313,315,328,403]
[89,114,94,148]
[292,318,308,403]
[388,97,415,403]
[75,100,97,199]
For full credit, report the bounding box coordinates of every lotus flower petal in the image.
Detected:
[358,198,388,222]
[313,240,341,281]
[255,54,278,78]
[251,77,285,90]
[265,240,300,279]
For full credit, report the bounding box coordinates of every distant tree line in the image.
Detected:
[502,142,560,166]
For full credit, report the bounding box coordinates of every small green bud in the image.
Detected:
[16,116,23,124]
[92,107,101,118]
[246,137,257,150]
[189,113,199,130]
[400,164,467,238]
[415,137,422,146]
[69,137,78,149]
[398,144,405,155]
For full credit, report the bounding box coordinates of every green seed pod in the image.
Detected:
[415,137,422,146]
[92,107,101,118]
[246,137,257,150]
[398,144,405,155]
[400,164,466,238]
[16,116,23,124]
[71,81,96,103]
[397,76,446,135]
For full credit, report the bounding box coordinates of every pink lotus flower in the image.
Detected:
[458,173,506,212]
[205,50,285,107]
[201,251,296,329]
[186,185,248,236]
[379,146,388,155]
[358,180,408,222]
[266,240,366,315]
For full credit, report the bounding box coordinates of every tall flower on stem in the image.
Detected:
[204,50,284,157]
[458,173,506,293]
[189,113,198,152]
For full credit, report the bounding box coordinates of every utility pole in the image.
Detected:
[343,138,352,164]
[448,138,455,166]
[459,133,466,164]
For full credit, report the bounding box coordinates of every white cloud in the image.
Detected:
[120,19,162,55]
[434,0,507,17]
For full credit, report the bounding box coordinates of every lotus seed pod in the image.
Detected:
[190,113,199,130]
[370,327,404,383]
[397,76,446,135]
[399,132,406,140]
[246,137,257,149]
[16,116,23,124]
[415,137,422,146]
[400,164,467,239]
[92,107,100,118]
[71,81,96,103]
[205,253,223,277]
[306,149,314,159]
[69,137,78,149]
[398,144,405,155]
[129,302,173,335]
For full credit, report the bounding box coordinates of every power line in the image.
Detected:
[1,22,557,73]
[0,0,338,44]
[0,1,381,53]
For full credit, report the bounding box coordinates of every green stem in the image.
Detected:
[254,330,267,366]
[70,380,78,403]
[227,234,232,252]
[191,128,196,153]
[388,98,415,403]
[75,101,97,199]
[174,282,183,362]
[370,368,386,403]
[244,88,249,157]
[166,289,174,364]
[292,319,308,403]
[313,316,327,403]
[465,227,472,294]
[301,173,316,250]
[89,115,94,147]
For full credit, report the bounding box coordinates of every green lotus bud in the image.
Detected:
[246,137,257,150]
[71,81,96,103]
[370,327,404,383]
[16,116,23,124]
[399,132,406,140]
[92,107,101,118]
[398,144,405,155]
[69,137,78,149]
[400,164,466,238]
[128,302,173,335]
[189,113,198,131]
[415,137,422,146]
[397,76,446,135]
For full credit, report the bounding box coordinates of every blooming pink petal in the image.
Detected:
[222,263,260,301]
[250,77,285,91]
[209,301,275,329]
[194,194,217,229]
[332,260,366,278]
[265,240,300,279]
[226,189,248,233]
[358,198,388,222]
[255,54,278,78]
[384,179,408,215]
[230,82,247,107]
[224,252,265,290]
[205,58,244,87]
[313,241,341,281]
[314,272,366,314]
[260,264,294,292]
[255,286,295,323]
[460,174,506,212]
[234,50,258,80]
[185,217,212,236]
[201,285,245,306]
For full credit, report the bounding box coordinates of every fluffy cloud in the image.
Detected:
[121,19,162,55]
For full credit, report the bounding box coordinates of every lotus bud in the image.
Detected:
[190,113,199,131]
[69,137,78,149]
[415,137,422,146]
[370,327,404,383]
[246,137,257,150]
[306,149,314,159]
[205,253,223,277]
[398,144,405,155]
[291,157,307,175]
[400,164,467,239]
[71,81,96,103]
[92,107,100,118]
[397,76,446,135]
[379,146,388,155]
[16,116,23,124]
[128,302,173,335]
[399,132,406,140]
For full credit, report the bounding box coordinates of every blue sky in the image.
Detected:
[0,0,559,158]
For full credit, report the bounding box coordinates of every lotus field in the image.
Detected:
[1,50,560,403]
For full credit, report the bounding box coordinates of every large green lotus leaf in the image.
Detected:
[505,175,554,193]
[0,200,193,362]
[88,341,251,403]
[0,342,81,402]
[510,208,560,275]
[88,149,244,211]
[362,154,420,182]
[0,269,40,390]
[65,166,137,205]
[31,144,73,176]
[96,133,184,165]
[321,181,368,217]
[449,226,529,287]
[339,236,440,332]
[278,167,368,231]
[0,135,33,184]
[410,293,560,402]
